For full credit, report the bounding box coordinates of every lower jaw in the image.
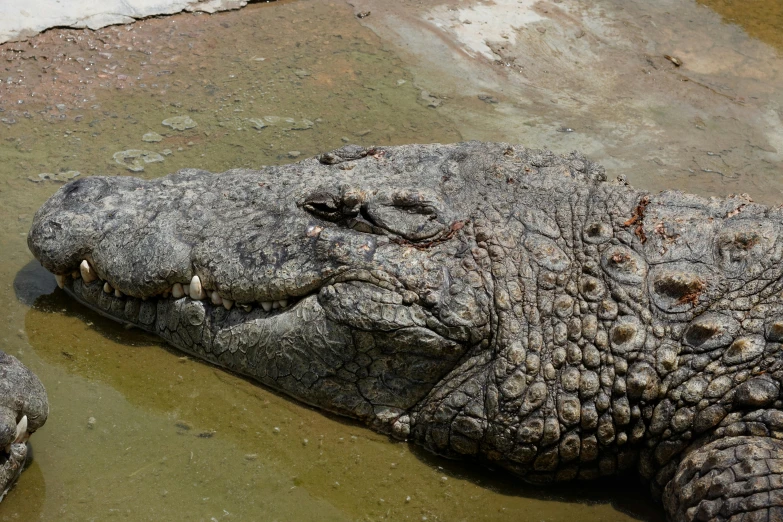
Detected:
[0,442,28,502]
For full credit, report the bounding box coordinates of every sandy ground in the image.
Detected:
[349,0,783,203]
[3,0,781,201]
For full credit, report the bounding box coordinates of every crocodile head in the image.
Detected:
[0,351,48,501]
[31,142,587,434]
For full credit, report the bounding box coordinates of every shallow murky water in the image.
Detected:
[697,0,783,51]
[0,0,779,519]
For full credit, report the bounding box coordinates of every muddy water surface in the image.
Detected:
[0,0,779,520]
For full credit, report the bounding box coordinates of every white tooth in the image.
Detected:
[210,291,223,305]
[272,301,280,310]
[222,298,234,310]
[183,283,190,296]
[103,282,113,293]
[261,301,273,312]
[14,416,27,444]
[278,299,288,308]
[80,260,98,283]
[172,283,184,298]
[114,289,123,298]
[55,274,65,289]
[190,275,206,300]
[240,304,252,312]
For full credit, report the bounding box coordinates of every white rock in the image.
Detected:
[113,149,164,173]
[162,116,197,131]
[1,0,252,45]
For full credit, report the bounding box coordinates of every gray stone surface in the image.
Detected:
[27,141,783,521]
[0,0,250,44]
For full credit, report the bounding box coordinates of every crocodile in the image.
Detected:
[0,351,48,502]
[26,141,783,521]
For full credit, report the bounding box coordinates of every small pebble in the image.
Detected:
[142,132,163,143]
[162,115,197,131]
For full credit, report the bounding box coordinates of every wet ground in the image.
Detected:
[0,0,781,520]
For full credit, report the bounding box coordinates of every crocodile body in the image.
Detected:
[27,141,783,521]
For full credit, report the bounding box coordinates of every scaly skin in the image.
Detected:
[0,351,48,502]
[27,141,783,520]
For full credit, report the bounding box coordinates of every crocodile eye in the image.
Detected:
[363,199,446,241]
[302,192,346,221]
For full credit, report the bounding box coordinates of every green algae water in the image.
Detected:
[1,0,779,519]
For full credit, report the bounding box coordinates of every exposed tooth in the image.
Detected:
[172,283,184,298]
[272,301,280,310]
[222,298,234,310]
[240,304,252,312]
[13,416,27,444]
[190,275,206,300]
[210,291,223,305]
[261,301,273,312]
[80,260,98,283]
[278,299,288,308]
[55,274,65,289]
[183,283,190,296]
[114,288,123,298]
[103,282,113,294]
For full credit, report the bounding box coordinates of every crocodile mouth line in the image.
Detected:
[60,272,313,329]
[51,258,412,326]
[56,259,303,312]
